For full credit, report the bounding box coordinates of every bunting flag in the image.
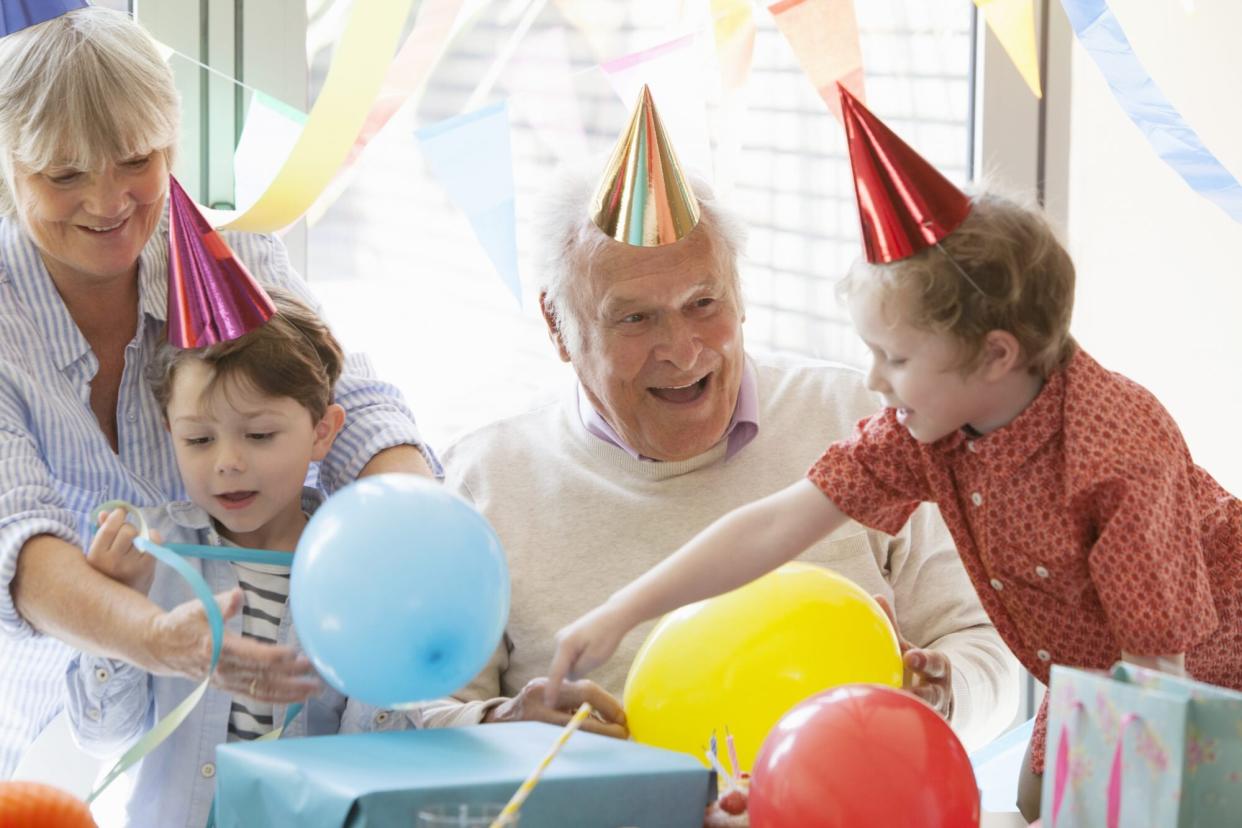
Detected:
[415,102,522,303]
[713,0,756,93]
[501,25,590,162]
[769,0,865,120]
[1062,0,1242,223]
[306,0,467,226]
[975,0,1042,98]
[202,0,416,232]
[234,93,307,214]
[601,33,714,179]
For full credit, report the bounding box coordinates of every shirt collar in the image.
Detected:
[938,357,1069,477]
[577,357,760,462]
[165,486,326,544]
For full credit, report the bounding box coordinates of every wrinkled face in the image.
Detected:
[561,231,745,462]
[12,150,168,287]
[166,360,338,548]
[849,283,992,444]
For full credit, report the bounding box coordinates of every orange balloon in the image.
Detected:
[0,782,96,828]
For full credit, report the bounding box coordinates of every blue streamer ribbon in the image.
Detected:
[1061,0,1242,223]
[85,501,303,809]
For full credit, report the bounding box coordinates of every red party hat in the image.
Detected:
[838,83,972,264]
[167,176,275,349]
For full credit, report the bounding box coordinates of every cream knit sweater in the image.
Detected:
[443,354,1020,749]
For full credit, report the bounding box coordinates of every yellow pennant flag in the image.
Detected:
[712,0,756,91]
[975,0,1042,98]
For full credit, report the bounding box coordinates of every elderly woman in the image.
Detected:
[0,7,436,776]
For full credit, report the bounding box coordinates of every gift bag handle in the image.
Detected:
[1106,713,1142,828]
[1051,703,1144,828]
[1050,701,1084,827]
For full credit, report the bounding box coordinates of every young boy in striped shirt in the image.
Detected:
[63,293,475,827]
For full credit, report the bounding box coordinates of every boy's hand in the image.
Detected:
[875,595,954,718]
[147,587,321,703]
[87,508,158,595]
[485,677,628,739]
[545,602,632,707]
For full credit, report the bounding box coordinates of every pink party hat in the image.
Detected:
[167,176,275,349]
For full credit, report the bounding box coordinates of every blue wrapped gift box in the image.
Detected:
[215,722,712,827]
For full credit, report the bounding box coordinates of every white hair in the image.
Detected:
[0,6,180,216]
[532,164,749,356]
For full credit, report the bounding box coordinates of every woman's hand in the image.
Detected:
[875,595,954,718]
[145,587,321,703]
[87,508,158,595]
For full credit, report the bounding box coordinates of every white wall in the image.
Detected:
[1064,1,1242,493]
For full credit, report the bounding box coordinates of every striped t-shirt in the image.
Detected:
[226,560,292,741]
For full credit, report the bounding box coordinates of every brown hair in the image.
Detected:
[840,192,1077,378]
[148,289,344,422]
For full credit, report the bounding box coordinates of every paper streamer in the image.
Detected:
[975,0,1042,98]
[769,0,865,120]
[84,502,302,804]
[416,102,522,304]
[204,0,416,231]
[1061,0,1242,223]
[712,0,756,92]
[306,0,467,226]
[601,34,714,180]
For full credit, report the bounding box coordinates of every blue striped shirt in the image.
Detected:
[0,212,439,777]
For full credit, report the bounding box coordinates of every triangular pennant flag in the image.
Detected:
[975,0,1042,98]
[770,0,865,120]
[838,85,972,263]
[600,33,714,180]
[167,176,276,348]
[0,0,86,37]
[234,93,308,213]
[415,101,522,304]
[591,85,701,247]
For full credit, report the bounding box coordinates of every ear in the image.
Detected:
[310,403,346,462]
[539,290,573,364]
[979,330,1024,381]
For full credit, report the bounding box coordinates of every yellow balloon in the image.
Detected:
[623,562,902,772]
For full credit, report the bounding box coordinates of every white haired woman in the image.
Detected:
[0,6,437,776]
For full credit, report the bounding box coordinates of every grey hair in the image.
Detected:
[532,164,748,356]
[0,6,180,216]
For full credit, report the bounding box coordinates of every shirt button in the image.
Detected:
[201,762,216,778]
[989,578,1004,591]
[86,708,101,721]
[1035,565,1050,578]
[127,412,137,422]
[971,492,983,506]
[95,667,110,683]
[966,441,979,453]
[373,711,390,725]
[1037,649,1052,662]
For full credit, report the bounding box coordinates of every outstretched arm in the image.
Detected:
[545,478,847,702]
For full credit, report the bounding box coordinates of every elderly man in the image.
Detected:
[444,89,1019,749]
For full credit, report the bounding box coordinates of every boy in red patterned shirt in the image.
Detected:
[544,88,1242,821]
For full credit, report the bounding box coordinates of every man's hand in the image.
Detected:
[146,587,321,703]
[485,676,628,739]
[87,508,158,595]
[875,594,953,718]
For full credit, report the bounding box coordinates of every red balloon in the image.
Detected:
[749,685,979,828]
[0,781,97,828]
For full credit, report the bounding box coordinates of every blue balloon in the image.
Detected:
[291,474,509,707]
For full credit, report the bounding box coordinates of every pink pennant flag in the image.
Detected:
[601,33,714,179]
[769,0,865,120]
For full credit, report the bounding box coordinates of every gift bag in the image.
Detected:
[1042,663,1242,827]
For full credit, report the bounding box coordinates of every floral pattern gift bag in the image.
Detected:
[1042,663,1242,827]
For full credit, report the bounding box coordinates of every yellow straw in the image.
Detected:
[490,702,593,827]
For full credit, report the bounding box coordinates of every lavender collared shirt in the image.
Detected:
[578,357,759,462]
